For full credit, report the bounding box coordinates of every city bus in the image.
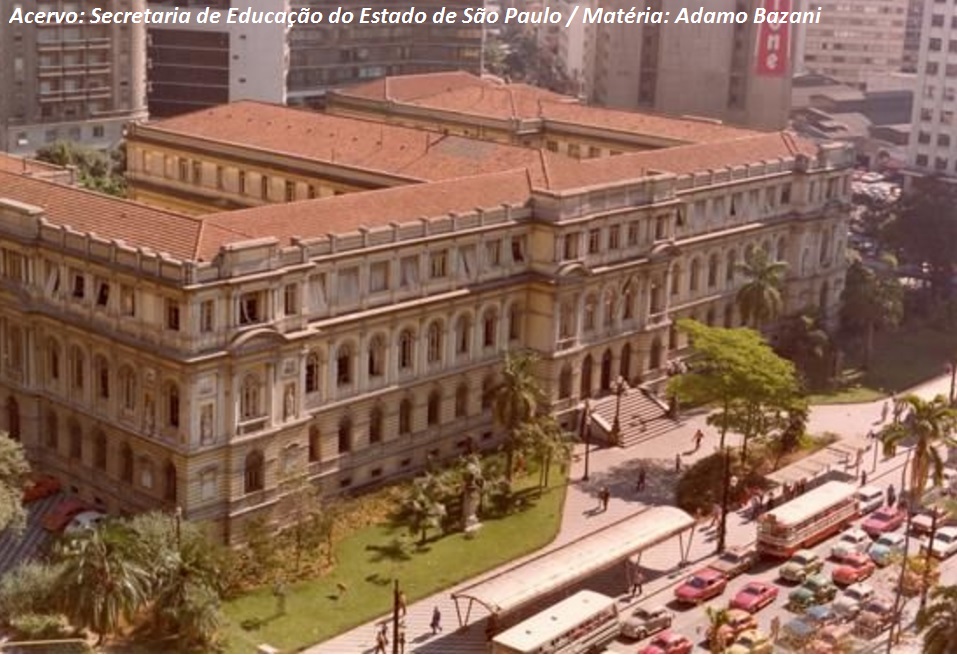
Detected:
[757,481,859,558]
[490,590,621,653]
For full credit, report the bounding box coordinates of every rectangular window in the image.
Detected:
[369,262,390,293]
[215,166,224,190]
[567,143,581,158]
[178,158,189,181]
[165,299,180,331]
[238,171,246,194]
[608,226,620,249]
[485,240,501,266]
[564,233,579,259]
[120,285,136,317]
[239,292,262,325]
[780,184,792,205]
[72,273,85,299]
[511,237,526,263]
[588,229,601,254]
[337,267,360,301]
[95,281,110,307]
[284,284,299,315]
[200,300,214,333]
[191,160,202,184]
[260,175,269,200]
[588,146,601,158]
[284,180,296,202]
[430,251,448,279]
[627,222,639,246]
[399,256,419,288]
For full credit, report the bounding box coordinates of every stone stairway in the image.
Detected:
[589,385,679,448]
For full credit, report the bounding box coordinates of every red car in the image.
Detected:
[729,580,779,613]
[42,497,91,532]
[862,506,907,538]
[673,567,727,605]
[22,474,61,503]
[640,631,694,654]
[832,551,877,586]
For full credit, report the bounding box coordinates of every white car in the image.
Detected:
[833,582,875,620]
[831,528,871,561]
[855,486,884,515]
[64,510,107,534]
[923,526,957,560]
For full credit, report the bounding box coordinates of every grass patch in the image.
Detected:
[222,470,567,653]
[810,327,957,404]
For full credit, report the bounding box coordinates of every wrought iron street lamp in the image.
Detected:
[580,399,592,482]
[611,376,626,446]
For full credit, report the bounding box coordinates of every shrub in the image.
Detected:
[675,452,767,516]
[0,560,65,622]
[9,613,73,640]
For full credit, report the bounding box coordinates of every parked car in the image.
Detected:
[788,574,838,611]
[640,631,693,654]
[869,532,906,566]
[830,528,871,561]
[921,526,957,559]
[708,608,757,645]
[729,581,779,613]
[22,474,61,503]
[726,629,774,654]
[64,510,107,534]
[855,486,884,515]
[807,623,857,654]
[833,583,875,620]
[911,506,951,536]
[832,551,876,586]
[673,568,727,605]
[779,618,817,651]
[42,497,91,532]
[621,605,673,640]
[710,546,757,580]
[862,506,906,538]
[779,549,824,583]
[854,597,895,638]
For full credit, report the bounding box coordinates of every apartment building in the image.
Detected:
[0,0,148,155]
[801,0,910,88]
[554,0,595,97]
[0,77,853,543]
[907,0,957,178]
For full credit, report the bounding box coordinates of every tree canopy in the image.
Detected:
[35,141,126,197]
[0,433,30,534]
[840,257,903,366]
[735,247,787,329]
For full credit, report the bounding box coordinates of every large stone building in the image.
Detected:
[0,0,148,155]
[0,74,853,543]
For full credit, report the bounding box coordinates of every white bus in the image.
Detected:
[491,590,621,654]
[757,480,860,558]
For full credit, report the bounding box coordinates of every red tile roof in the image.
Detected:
[0,153,69,176]
[141,101,549,184]
[340,70,487,102]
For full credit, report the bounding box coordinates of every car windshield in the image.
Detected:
[688,576,709,588]
[634,608,652,619]
[846,588,866,601]
[792,554,812,565]
[936,533,955,544]
[876,535,899,547]
[721,552,741,562]
[873,511,894,522]
[742,585,760,596]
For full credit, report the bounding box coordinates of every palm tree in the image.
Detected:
[705,605,730,652]
[917,585,957,653]
[489,351,546,481]
[880,394,957,505]
[840,256,903,368]
[54,523,151,644]
[735,247,787,329]
[515,415,573,489]
[773,311,831,386]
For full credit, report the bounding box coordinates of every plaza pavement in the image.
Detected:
[305,373,954,654]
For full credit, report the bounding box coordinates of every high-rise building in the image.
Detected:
[801,0,910,88]
[0,0,148,155]
[589,0,793,130]
[903,0,926,73]
[907,0,957,178]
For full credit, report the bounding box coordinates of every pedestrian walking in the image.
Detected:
[398,590,407,617]
[631,568,644,596]
[770,615,781,643]
[887,484,896,508]
[675,453,682,473]
[751,495,762,521]
[599,486,611,511]
[881,400,889,423]
[860,470,868,487]
[397,622,406,654]
[431,606,443,634]
[374,624,389,654]
[765,491,775,512]
[635,466,647,492]
[692,429,704,452]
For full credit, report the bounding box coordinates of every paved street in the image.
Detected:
[306,373,957,654]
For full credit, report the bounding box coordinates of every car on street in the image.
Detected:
[862,506,906,538]
[779,549,824,583]
[41,497,92,532]
[710,546,757,580]
[639,631,693,654]
[788,574,838,610]
[911,506,951,536]
[708,608,757,645]
[807,623,857,654]
[729,580,779,613]
[779,618,819,651]
[855,486,885,515]
[620,605,673,640]
[832,551,876,586]
[854,597,895,638]
[726,629,774,654]
[673,567,727,605]
[830,528,871,561]
[921,526,957,559]
[833,583,876,620]
[869,532,906,566]
[22,474,61,503]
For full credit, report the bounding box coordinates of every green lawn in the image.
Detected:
[222,471,567,653]
[810,327,957,405]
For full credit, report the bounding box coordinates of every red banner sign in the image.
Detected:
[755,0,791,77]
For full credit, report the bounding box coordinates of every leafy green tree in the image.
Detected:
[774,311,831,387]
[0,432,29,534]
[35,141,126,196]
[400,474,449,544]
[705,606,730,652]
[514,415,573,488]
[54,523,151,644]
[917,585,957,653]
[489,351,546,481]
[735,247,787,329]
[0,560,66,623]
[880,394,957,505]
[484,27,573,93]
[840,257,904,367]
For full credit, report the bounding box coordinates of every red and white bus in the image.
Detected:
[491,590,620,654]
[757,480,859,558]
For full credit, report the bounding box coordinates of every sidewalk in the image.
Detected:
[306,373,953,654]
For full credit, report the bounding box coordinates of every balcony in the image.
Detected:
[237,416,268,435]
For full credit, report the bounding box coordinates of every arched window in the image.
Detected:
[427,390,441,426]
[560,301,576,338]
[620,343,632,381]
[707,254,719,288]
[119,366,136,411]
[650,338,663,370]
[580,354,593,398]
[369,407,383,444]
[69,419,82,460]
[650,279,663,314]
[93,430,107,470]
[777,236,787,262]
[455,315,471,355]
[308,426,321,462]
[165,383,180,428]
[305,352,321,393]
[689,258,701,292]
[482,376,495,410]
[45,411,58,450]
[726,250,737,284]
[399,330,415,370]
[482,309,498,348]
[583,295,597,332]
[455,383,469,417]
[240,375,261,420]
[427,321,443,364]
[399,398,413,435]
[48,339,61,381]
[140,457,154,489]
[120,443,133,483]
[508,304,522,341]
[336,343,353,387]
[600,349,613,391]
[70,346,84,390]
[671,264,682,296]
[604,290,616,327]
[244,450,264,493]
[368,335,385,377]
[338,416,352,453]
[762,240,772,257]
[6,397,19,442]
[558,364,573,399]
[622,281,635,320]
[94,355,109,399]
[164,461,177,503]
